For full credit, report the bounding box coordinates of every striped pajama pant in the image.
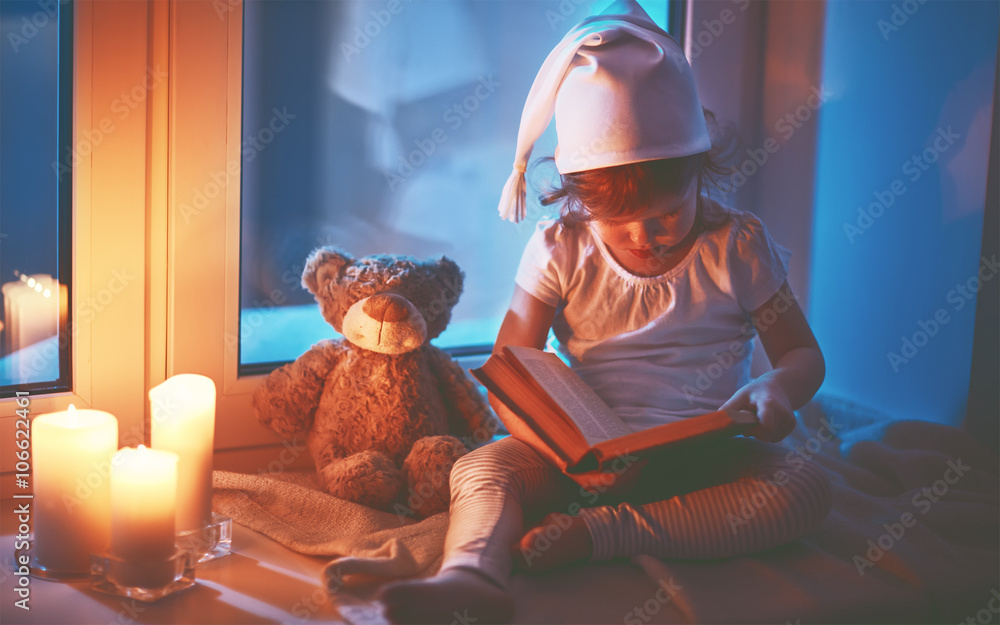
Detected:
[439,435,832,588]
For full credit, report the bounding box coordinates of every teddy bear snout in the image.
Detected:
[342,293,428,354]
[363,293,412,323]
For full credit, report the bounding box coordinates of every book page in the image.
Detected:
[507,347,633,447]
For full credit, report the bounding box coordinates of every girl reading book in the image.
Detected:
[381,1,831,622]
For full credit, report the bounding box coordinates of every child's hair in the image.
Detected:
[538,108,739,231]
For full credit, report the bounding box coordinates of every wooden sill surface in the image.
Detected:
[0,498,385,625]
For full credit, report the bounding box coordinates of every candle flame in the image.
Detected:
[43,289,51,298]
[65,403,80,427]
[27,277,36,287]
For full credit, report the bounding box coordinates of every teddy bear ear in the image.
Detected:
[434,255,464,298]
[301,247,354,295]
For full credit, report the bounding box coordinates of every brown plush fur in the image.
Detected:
[253,247,498,518]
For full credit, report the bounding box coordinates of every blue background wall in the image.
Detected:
[810,0,998,425]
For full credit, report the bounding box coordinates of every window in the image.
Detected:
[1,0,149,474]
[0,0,73,396]
[160,0,680,451]
[238,0,674,372]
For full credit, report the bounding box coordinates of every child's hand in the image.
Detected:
[721,376,796,443]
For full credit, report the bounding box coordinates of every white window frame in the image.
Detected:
[166,0,276,450]
[164,0,694,450]
[163,0,509,452]
[1,0,288,488]
[1,0,150,485]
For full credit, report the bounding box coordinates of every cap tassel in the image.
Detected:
[495,26,606,224]
[498,163,528,223]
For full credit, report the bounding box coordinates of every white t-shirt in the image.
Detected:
[514,200,791,432]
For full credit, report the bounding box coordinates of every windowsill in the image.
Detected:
[0,498,372,623]
[239,305,500,367]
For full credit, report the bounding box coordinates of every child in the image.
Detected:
[381,1,831,623]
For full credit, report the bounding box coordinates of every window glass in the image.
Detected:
[0,0,72,394]
[239,0,669,369]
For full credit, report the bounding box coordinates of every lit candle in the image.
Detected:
[110,446,178,561]
[32,406,118,574]
[149,374,216,533]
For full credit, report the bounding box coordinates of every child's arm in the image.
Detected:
[492,287,582,469]
[721,281,825,442]
[490,286,560,464]
[491,286,645,493]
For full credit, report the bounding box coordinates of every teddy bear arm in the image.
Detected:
[424,346,500,448]
[254,339,345,437]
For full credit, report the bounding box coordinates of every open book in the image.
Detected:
[471,346,759,474]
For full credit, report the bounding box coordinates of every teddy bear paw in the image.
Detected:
[400,436,468,518]
[319,451,403,510]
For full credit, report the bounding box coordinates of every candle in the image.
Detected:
[110,446,178,561]
[32,406,118,574]
[149,374,216,532]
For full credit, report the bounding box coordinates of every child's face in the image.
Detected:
[590,178,698,268]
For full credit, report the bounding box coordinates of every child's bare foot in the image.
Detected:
[379,568,514,625]
[514,512,593,572]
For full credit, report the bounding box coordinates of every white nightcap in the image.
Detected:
[498,0,710,223]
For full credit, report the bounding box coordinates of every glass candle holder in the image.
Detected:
[176,512,232,564]
[90,547,195,603]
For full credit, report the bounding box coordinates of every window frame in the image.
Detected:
[0,0,73,398]
[171,0,688,449]
[1,0,150,486]
[166,0,268,450]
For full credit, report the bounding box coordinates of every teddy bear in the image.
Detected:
[252,247,498,518]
